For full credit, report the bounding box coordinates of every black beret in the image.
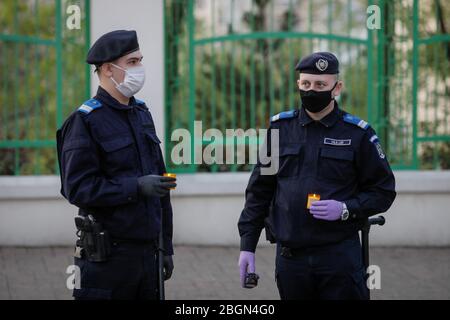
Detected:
[86,30,139,65]
[295,52,339,74]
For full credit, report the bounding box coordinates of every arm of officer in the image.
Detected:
[59,114,138,208]
[345,128,396,219]
[238,129,277,253]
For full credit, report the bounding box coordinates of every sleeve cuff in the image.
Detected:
[345,199,362,220]
[240,236,259,253]
[164,241,174,256]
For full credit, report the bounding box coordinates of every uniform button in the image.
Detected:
[128,197,133,201]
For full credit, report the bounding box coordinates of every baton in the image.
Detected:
[157,230,165,300]
[360,215,385,299]
[361,215,385,269]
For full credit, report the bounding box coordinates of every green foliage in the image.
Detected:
[0,0,89,175]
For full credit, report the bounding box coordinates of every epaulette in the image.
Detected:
[77,98,102,115]
[270,110,298,123]
[135,98,146,105]
[343,113,369,130]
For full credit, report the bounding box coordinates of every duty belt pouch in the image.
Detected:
[280,247,293,258]
[75,215,111,262]
[83,230,111,262]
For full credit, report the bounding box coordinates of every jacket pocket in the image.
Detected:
[277,144,302,177]
[99,136,134,152]
[318,147,355,181]
[62,138,90,152]
[98,136,137,172]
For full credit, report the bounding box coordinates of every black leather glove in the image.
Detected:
[137,175,176,198]
[163,255,174,280]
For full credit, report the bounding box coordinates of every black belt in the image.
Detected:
[279,235,361,258]
[111,237,158,247]
[279,246,319,257]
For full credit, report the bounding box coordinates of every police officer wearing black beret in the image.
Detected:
[57,30,176,300]
[238,52,396,299]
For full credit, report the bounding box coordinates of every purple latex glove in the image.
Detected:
[310,200,343,221]
[238,251,255,288]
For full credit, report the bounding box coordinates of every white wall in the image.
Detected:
[0,172,450,247]
[89,0,166,141]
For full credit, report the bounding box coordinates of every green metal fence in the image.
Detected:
[1,0,448,176]
[0,0,90,175]
[164,0,450,173]
[383,0,450,170]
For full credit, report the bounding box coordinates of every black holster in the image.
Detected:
[75,215,111,262]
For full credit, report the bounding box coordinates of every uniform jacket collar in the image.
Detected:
[299,101,340,128]
[95,86,141,111]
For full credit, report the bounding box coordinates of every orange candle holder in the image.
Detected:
[307,193,321,209]
[163,173,177,190]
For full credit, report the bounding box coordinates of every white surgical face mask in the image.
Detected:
[110,63,146,98]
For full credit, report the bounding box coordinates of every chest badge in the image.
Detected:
[324,138,352,146]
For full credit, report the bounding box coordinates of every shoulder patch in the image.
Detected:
[77,98,102,115]
[343,114,369,130]
[369,135,379,143]
[370,135,386,159]
[270,110,298,123]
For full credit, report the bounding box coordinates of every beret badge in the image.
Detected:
[315,59,329,72]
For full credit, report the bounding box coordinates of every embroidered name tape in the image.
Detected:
[324,138,352,146]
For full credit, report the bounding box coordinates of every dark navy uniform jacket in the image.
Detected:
[57,87,173,255]
[238,103,396,252]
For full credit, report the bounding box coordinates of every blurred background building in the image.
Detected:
[0,0,449,248]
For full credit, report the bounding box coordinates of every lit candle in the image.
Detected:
[163,173,177,190]
[307,193,321,209]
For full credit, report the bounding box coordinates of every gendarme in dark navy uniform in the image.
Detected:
[238,52,396,300]
[59,90,171,244]
[57,30,176,300]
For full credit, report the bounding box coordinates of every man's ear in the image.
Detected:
[100,63,113,77]
[333,80,343,97]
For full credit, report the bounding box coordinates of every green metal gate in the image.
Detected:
[382,0,450,170]
[164,0,450,173]
[0,0,90,175]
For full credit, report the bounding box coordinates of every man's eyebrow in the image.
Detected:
[127,56,143,62]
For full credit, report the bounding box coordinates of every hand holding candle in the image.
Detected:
[307,193,321,209]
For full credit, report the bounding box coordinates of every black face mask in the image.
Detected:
[299,82,338,113]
